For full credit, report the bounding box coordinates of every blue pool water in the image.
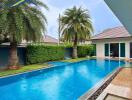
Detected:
[0,59,125,100]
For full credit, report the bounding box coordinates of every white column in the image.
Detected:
[125,42,130,59]
[97,43,104,58]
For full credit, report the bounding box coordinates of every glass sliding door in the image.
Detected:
[110,43,119,57]
[105,44,109,56]
[120,43,125,57]
[105,43,125,58]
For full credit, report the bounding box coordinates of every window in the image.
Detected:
[105,44,109,56]
[120,43,125,57]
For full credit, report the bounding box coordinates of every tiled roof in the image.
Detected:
[92,26,131,40]
[43,35,58,43]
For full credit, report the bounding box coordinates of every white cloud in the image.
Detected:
[41,0,66,38]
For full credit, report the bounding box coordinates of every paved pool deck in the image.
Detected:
[97,68,132,100]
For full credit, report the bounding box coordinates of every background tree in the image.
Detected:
[0,0,48,69]
[60,6,93,58]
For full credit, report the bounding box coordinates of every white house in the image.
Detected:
[91,26,132,60]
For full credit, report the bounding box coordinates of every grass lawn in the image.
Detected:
[0,64,49,77]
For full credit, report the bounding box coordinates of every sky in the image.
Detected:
[41,0,122,39]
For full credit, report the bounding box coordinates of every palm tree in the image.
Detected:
[0,0,48,69]
[60,6,93,58]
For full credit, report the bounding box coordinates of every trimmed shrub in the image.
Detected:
[77,45,95,57]
[26,45,65,64]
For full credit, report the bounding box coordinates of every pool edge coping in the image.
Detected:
[79,67,123,100]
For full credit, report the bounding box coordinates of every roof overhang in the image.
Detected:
[104,0,132,34]
[91,36,132,41]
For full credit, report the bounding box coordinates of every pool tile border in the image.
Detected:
[79,67,123,100]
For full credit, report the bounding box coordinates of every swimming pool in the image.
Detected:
[0,59,125,100]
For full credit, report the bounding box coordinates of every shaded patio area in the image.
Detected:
[97,68,132,100]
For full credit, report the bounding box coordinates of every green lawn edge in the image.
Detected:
[0,64,49,77]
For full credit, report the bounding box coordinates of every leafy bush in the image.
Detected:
[77,45,95,57]
[26,45,65,64]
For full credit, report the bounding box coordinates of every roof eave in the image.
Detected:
[91,36,132,40]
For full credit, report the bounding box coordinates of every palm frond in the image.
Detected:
[59,6,93,43]
[0,0,48,43]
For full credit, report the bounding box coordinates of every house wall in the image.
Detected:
[96,42,105,58]
[92,37,132,59]
[0,46,26,68]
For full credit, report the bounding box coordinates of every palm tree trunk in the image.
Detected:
[72,34,78,58]
[8,42,19,69]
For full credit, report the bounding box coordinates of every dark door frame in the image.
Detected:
[110,43,119,57]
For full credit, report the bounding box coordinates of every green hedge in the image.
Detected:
[26,45,65,64]
[26,44,96,64]
[77,45,95,57]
